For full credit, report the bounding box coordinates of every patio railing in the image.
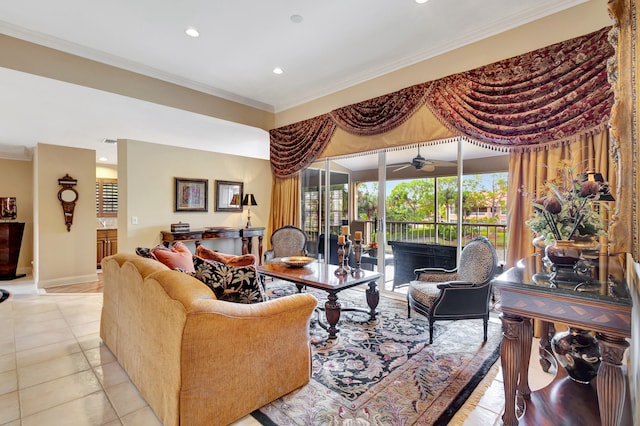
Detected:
[376,220,507,266]
[305,220,507,266]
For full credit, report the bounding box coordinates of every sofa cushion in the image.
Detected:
[191,255,265,303]
[151,242,195,273]
[195,245,256,267]
[135,247,157,260]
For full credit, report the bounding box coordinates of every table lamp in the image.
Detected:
[242,194,257,228]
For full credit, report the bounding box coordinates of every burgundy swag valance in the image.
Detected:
[269,27,614,178]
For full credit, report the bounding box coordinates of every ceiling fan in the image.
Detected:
[388,147,455,172]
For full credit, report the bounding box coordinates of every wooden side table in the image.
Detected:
[493,254,632,426]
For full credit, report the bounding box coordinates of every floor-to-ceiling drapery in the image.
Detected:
[266,174,300,247]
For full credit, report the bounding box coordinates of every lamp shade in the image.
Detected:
[0,197,17,220]
[242,194,257,206]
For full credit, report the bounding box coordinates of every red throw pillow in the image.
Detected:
[195,245,256,267]
[152,242,195,272]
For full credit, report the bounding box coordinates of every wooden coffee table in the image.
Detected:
[258,260,381,339]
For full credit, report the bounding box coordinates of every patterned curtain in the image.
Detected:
[269,27,613,178]
[329,84,428,135]
[269,115,336,178]
[426,28,613,148]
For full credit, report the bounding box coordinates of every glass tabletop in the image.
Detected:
[493,252,632,306]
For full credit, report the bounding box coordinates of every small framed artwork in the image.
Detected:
[175,178,208,212]
[215,180,243,212]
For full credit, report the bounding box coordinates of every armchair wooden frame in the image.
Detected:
[407,236,498,344]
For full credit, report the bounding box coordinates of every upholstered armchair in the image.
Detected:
[407,236,498,344]
[264,225,308,263]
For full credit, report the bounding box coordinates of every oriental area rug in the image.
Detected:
[254,283,502,426]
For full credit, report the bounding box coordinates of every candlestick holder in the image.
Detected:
[334,242,350,275]
[351,238,364,276]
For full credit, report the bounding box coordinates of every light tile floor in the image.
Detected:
[0,278,553,426]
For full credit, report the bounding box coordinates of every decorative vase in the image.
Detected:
[551,327,601,384]
[572,235,600,255]
[545,239,582,266]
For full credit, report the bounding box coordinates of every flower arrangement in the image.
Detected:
[526,164,608,244]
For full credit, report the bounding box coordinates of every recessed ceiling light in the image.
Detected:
[185,27,200,38]
[290,14,303,24]
[273,67,284,75]
[415,0,429,4]
[98,157,108,162]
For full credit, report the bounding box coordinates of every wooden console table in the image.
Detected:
[493,253,632,426]
[161,227,265,264]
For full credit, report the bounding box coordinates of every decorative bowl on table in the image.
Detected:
[281,256,315,268]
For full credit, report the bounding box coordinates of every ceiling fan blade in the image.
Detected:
[392,164,410,172]
[428,159,457,167]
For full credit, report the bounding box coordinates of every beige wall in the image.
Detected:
[117,139,272,257]
[34,143,97,288]
[0,158,34,275]
[97,165,117,179]
[0,143,272,285]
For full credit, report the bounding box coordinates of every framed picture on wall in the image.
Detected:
[175,178,208,212]
[215,180,243,212]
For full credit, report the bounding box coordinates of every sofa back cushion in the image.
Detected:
[151,242,195,273]
[195,245,256,267]
[191,256,265,303]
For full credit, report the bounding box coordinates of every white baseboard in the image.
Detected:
[38,273,99,289]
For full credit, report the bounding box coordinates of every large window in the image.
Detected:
[301,139,509,292]
[300,167,349,256]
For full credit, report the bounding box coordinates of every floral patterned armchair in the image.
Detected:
[407,236,498,344]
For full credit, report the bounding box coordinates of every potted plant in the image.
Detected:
[525,164,609,263]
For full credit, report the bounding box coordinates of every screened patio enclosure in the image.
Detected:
[300,139,509,292]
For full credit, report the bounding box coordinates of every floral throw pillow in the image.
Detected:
[135,247,157,260]
[191,256,265,304]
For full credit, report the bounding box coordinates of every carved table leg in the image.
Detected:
[257,235,263,265]
[596,333,629,426]
[365,280,379,320]
[241,237,249,255]
[247,236,253,257]
[325,291,341,339]
[500,312,523,426]
[518,317,533,405]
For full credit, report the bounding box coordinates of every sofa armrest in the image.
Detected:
[179,293,318,425]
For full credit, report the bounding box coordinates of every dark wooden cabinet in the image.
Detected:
[0,222,25,279]
[97,228,118,268]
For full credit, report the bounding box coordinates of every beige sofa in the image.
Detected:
[100,253,317,426]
